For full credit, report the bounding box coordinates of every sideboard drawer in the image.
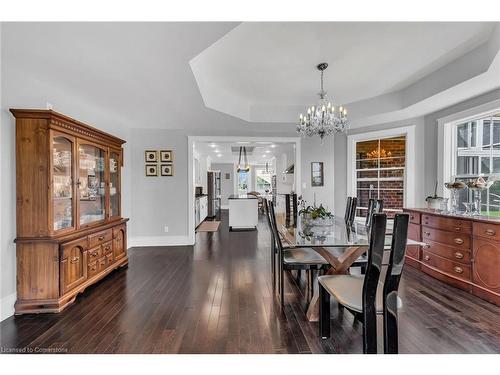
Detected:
[421,214,471,234]
[421,226,471,249]
[87,246,102,263]
[423,239,471,264]
[421,250,471,281]
[473,222,500,241]
[409,212,421,225]
[408,223,421,241]
[88,261,98,278]
[89,229,113,248]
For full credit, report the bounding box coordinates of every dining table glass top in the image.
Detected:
[276,213,421,248]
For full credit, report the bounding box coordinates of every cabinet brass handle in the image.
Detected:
[453,266,463,274]
[91,251,98,257]
[484,228,495,236]
[104,246,110,251]
[424,231,430,236]
[70,256,79,264]
[98,235,105,241]
[454,227,461,231]
[424,255,430,261]
[410,216,414,220]
[454,252,464,259]
[454,238,464,245]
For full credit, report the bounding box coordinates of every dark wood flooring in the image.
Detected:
[1,210,499,354]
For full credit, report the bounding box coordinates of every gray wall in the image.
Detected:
[333,89,500,216]
[301,137,335,212]
[212,163,234,207]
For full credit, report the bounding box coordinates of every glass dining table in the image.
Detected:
[274,212,425,321]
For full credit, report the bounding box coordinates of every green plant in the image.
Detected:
[299,204,332,219]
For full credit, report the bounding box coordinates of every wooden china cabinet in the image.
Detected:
[11,109,129,314]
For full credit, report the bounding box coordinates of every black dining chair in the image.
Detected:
[344,197,357,225]
[263,198,277,290]
[318,213,409,354]
[351,198,384,273]
[265,199,330,307]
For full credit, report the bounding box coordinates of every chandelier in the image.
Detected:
[296,63,348,139]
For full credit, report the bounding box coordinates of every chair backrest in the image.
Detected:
[365,199,384,228]
[348,197,357,224]
[361,212,387,354]
[267,201,284,253]
[344,197,353,222]
[382,213,409,354]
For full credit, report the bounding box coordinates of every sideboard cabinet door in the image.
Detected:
[472,238,500,299]
[113,225,126,261]
[60,238,88,294]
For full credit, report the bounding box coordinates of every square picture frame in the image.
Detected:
[311,162,324,187]
[161,163,174,176]
[145,164,158,177]
[160,150,173,162]
[145,150,158,163]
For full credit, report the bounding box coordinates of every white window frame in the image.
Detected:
[438,99,500,198]
[347,125,416,214]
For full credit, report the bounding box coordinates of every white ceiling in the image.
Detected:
[195,141,294,165]
[191,22,500,125]
[3,22,500,133]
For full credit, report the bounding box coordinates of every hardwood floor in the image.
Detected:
[1,210,499,354]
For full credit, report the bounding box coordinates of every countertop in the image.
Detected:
[404,207,500,224]
[228,194,258,200]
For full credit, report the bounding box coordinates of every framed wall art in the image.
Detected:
[145,164,158,177]
[311,162,324,187]
[161,163,173,176]
[160,150,173,162]
[145,150,158,163]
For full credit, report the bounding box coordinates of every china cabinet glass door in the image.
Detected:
[78,143,107,226]
[52,135,75,232]
[109,150,121,218]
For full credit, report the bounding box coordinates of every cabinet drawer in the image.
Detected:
[102,241,113,254]
[423,239,471,264]
[87,246,102,263]
[421,214,471,234]
[421,226,470,249]
[407,211,421,225]
[473,222,500,241]
[88,261,98,278]
[97,257,107,273]
[421,250,471,281]
[106,253,114,267]
[89,229,112,248]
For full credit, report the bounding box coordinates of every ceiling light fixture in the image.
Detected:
[210,144,217,148]
[297,63,348,140]
[236,146,250,173]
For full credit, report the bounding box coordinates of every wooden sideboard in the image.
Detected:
[11,109,129,314]
[403,208,500,306]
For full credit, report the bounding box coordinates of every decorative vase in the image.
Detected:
[444,181,466,214]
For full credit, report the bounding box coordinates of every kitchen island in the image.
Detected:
[228,194,258,231]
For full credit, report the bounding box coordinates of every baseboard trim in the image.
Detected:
[1,292,16,322]
[129,236,193,247]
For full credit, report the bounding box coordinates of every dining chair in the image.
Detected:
[266,199,329,307]
[344,197,357,225]
[318,213,409,354]
[263,198,277,289]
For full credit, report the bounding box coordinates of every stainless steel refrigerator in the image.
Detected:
[207,171,221,218]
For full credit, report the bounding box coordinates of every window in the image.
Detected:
[254,167,272,194]
[452,112,500,215]
[355,136,406,218]
[237,171,249,195]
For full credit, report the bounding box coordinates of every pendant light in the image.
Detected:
[236,146,250,173]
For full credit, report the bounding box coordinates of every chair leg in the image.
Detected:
[308,269,315,299]
[280,263,285,308]
[271,245,276,290]
[362,308,377,354]
[384,294,399,354]
[319,283,331,339]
